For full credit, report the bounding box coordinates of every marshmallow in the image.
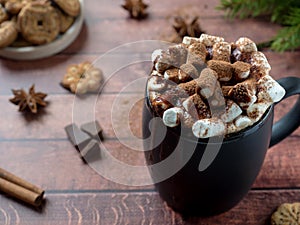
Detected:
[239,95,257,109]
[167,44,188,67]
[182,36,201,45]
[250,65,268,80]
[180,63,199,80]
[182,111,195,128]
[212,41,231,62]
[226,122,238,134]
[163,107,184,127]
[231,47,242,62]
[151,96,173,117]
[234,115,253,129]
[188,42,207,62]
[209,81,226,108]
[147,76,166,91]
[187,54,206,71]
[152,49,164,62]
[257,75,286,103]
[235,37,257,53]
[222,85,233,97]
[221,100,243,122]
[200,34,225,47]
[182,95,192,111]
[148,90,159,102]
[164,68,180,83]
[197,68,218,98]
[233,61,251,80]
[207,60,233,81]
[228,79,257,109]
[192,118,226,138]
[148,35,284,138]
[151,70,162,77]
[178,79,198,96]
[155,59,171,74]
[247,102,272,122]
[251,51,271,72]
[182,94,210,119]
[154,45,187,73]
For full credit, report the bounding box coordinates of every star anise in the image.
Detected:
[9,85,47,113]
[122,0,148,19]
[172,15,204,39]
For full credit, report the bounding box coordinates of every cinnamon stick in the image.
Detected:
[0,167,44,206]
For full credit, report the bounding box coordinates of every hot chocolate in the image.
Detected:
[147,34,286,138]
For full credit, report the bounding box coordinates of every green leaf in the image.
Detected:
[271,25,300,51]
[217,0,300,51]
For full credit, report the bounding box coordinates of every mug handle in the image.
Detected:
[270,77,300,147]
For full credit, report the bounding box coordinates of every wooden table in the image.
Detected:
[0,0,300,224]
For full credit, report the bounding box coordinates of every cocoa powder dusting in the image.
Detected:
[186,94,210,119]
[178,79,198,96]
[207,60,233,81]
[229,84,251,103]
[180,63,198,79]
[147,34,284,136]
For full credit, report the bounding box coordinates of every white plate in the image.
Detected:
[0,0,84,60]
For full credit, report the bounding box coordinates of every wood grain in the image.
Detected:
[0,51,299,95]
[0,0,300,224]
[0,137,299,191]
[1,90,299,140]
[83,0,224,19]
[0,190,299,225]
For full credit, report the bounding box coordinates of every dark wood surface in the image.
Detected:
[0,0,300,224]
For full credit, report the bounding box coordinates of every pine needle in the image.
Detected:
[217,0,300,51]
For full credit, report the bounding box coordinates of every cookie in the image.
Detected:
[56,8,75,33]
[0,4,8,24]
[271,202,300,225]
[53,0,80,17]
[18,1,60,45]
[61,61,104,94]
[10,34,32,47]
[0,20,18,48]
[5,0,30,15]
[61,64,81,88]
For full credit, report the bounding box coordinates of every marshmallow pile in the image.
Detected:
[148,34,286,138]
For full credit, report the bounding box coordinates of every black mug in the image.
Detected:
[142,77,300,216]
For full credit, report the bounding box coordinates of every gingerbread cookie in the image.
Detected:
[0,20,18,48]
[18,1,60,45]
[0,3,8,23]
[271,202,300,225]
[53,0,80,17]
